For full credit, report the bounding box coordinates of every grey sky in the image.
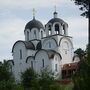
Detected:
[0,0,88,61]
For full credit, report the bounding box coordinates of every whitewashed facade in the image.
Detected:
[9,11,79,81]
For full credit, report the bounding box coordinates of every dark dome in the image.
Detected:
[48,18,68,25]
[25,19,44,30]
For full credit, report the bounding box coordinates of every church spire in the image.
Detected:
[33,8,36,19]
[53,6,58,18]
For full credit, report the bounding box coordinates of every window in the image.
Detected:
[62,25,65,35]
[42,59,44,67]
[27,31,29,41]
[31,61,33,69]
[41,31,43,38]
[48,25,51,35]
[34,30,37,38]
[55,24,59,34]
[20,49,22,59]
[49,42,51,48]
[55,64,58,71]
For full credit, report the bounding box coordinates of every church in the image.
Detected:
[8,9,80,81]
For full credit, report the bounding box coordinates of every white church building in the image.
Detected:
[8,10,80,81]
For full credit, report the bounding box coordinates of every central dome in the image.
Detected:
[25,19,44,30]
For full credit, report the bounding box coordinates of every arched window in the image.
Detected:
[55,64,58,71]
[63,42,69,54]
[48,25,51,35]
[41,31,43,38]
[27,31,29,41]
[49,42,51,48]
[55,24,59,34]
[62,25,65,35]
[20,49,22,59]
[34,30,37,39]
[42,59,44,67]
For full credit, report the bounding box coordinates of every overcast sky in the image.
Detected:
[0,0,88,61]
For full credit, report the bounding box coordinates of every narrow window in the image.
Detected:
[63,25,65,35]
[31,61,33,69]
[41,31,43,38]
[49,42,51,48]
[42,59,44,67]
[55,64,58,71]
[48,25,51,35]
[27,31,29,41]
[34,30,37,38]
[55,24,59,34]
[20,49,22,59]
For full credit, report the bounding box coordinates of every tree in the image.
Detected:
[0,60,15,90]
[74,48,85,60]
[72,46,90,90]
[21,68,38,90]
[21,67,62,90]
[71,0,90,56]
[38,68,55,90]
[0,60,13,81]
[71,0,89,17]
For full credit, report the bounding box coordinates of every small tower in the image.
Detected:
[45,8,68,36]
[24,9,44,41]
[53,6,58,18]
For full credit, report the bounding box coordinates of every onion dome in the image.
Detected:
[47,11,68,26]
[25,19,44,30]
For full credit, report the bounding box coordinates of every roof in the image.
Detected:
[34,49,62,59]
[47,18,68,26]
[62,63,78,70]
[25,19,44,30]
[46,50,62,59]
[36,41,42,50]
[12,40,35,52]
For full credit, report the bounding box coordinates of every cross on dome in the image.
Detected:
[33,8,36,19]
[54,5,56,12]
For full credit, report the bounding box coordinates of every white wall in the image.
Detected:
[13,42,27,80]
[35,50,51,73]
[59,37,74,65]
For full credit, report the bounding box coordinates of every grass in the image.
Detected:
[59,82,73,90]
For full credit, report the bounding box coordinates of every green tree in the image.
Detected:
[38,68,55,90]
[0,60,15,90]
[74,48,85,60]
[72,46,90,90]
[21,68,38,90]
[71,0,90,56]
[71,0,89,17]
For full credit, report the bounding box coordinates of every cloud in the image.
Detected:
[0,17,26,61]
[65,17,88,50]
[0,0,88,61]
[0,0,75,10]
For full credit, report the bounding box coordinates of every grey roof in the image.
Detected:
[24,41,35,50]
[47,18,68,25]
[46,50,62,59]
[36,41,42,50]
[12,40,35,52]
[25,19,44,30]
